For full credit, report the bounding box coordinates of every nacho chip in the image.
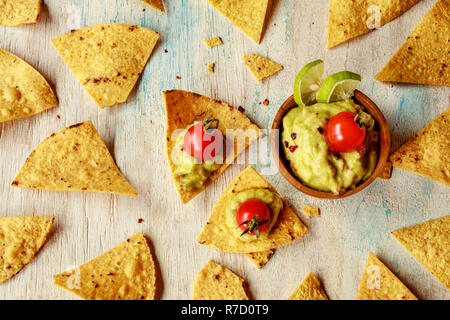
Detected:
[0,49,57,123]
[327,0,420,48]
[142,0,165,12]
[289,272,329,300]
[164,90,260,204]
[52,24,159,108]
[193,260,249,300]
[0,216,53,284]
[378,160,393,180]
[243,54,283,82]
[0,0,41,26]
[392,216,450,289]
[54,233,157,300]
[376,0,450,86]
[206,63,215,73]
[12,121,137,195]
[389,108,450,185]
[203,37,223,48]
[245,249,274,269]
[302,205,320,218]
[357,252,418,300]
[208,0,273,44]
[197,166,308,253]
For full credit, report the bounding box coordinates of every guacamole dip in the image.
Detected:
[172,124,221,191]
[225,189,283,242]
[282,99,378,194]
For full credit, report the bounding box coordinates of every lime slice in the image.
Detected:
[316,71,361,103]
[294,59,324,107]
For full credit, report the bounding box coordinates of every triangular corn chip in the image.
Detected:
[0,216,53,284]
[376,0,450,86]
[0,0,41,26]
[289,272,329,300]
[327,0,420,48]
[245,249,274,269]
[392,216,450,289]
[53,233,157,300]
[164,90,260,204]
[208,0,273,44]
[0,49,57,123]
[193,260,249,300]
[12,121,137,195]
[52,24,159,108]
[389,108,450,185]
[142,0,165,12]
[243,54,283,82]
[197,166,308,253]
[357,252,418,300]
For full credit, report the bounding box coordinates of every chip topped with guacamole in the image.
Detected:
[284,61,379,194]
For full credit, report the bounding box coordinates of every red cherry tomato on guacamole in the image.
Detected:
[325,112,366,153]
[236,199,271,236]
[183,122,222,162]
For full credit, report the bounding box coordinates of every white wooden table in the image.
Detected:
[0,0,448,300]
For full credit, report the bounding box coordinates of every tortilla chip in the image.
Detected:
[327,0,420,49]
[54,233,157,300]
[392,216,450,289]
[0,49,57,123]
[203,37,223,48]
[0,0,41,26]
[289,272,329,300]
[206,63,215,73]
[245,249,274,269]
[208,0,273,44]
[164,90,260,204]
[389,108,450,185]
[0,216,53,284]
[52,24,159,108]
[142,0,165,12]
[12,121,137,195]
[302,205,320,218]
[376,0,450,86]
[193,260,249,300]
[243,54,283,82]
[378,160,392,180]
[197,166,308,253]
[357,252,418,300]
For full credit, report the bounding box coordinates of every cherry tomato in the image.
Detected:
[183,121,222,161]
[325,112,366,153]
[236,198,271,237]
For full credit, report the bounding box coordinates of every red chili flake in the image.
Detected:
[317,127,324,134]
[176,75,181,80]
[289,145,298,153]
[138,218,144,223]
[263,99,269,106]
[238,106,245,112]
[284,141,289,148]
[142,8,146,12]
[150,120,153,124]
[164,49,168,53]
[56,115,61,119]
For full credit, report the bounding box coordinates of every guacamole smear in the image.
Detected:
[282,99,378,194]
[225,189,283,242]
[172,124,221,191]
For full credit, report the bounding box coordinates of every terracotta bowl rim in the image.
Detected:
[270,90,391,199]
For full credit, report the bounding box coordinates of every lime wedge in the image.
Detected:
[316,71,361,103]
[294,59,324,107]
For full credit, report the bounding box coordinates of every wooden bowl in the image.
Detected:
[270,90,391,199]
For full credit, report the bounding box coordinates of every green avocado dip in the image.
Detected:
[172,124,221,191]
[281,99,378,194]
[225,189,283,242]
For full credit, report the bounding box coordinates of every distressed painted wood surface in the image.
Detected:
[0,0,448,300]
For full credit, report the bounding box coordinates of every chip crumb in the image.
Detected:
[203,37,223,48]
[302,205,320,218]
[205,63,215,73]
[243,54,283,82]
